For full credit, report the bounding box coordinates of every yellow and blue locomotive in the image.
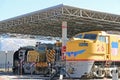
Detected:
[66,31,120,78]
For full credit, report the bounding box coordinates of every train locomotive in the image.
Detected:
[13,31,120,78]
[13,42,61,75]
[66,31,120,78]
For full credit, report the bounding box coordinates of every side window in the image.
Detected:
[98,36,106,42]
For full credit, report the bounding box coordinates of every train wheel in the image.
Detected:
[109,68,118,77]
[117,67,120,77]
[93,67,105,78]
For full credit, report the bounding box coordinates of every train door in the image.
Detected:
[98,35,111,62]
[18,49,26,61]
[105,36,111,65]
[97,35,108,56]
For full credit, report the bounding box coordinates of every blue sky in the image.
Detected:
[0,0,120,21]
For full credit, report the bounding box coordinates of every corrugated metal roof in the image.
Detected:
[0,4,120,37]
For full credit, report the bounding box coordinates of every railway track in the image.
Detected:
[0,74,113,80]
[0,72,116,80]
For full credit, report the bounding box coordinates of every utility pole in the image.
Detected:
[61,21,67,60]
[59,21,67,79]
[49,21,70,80]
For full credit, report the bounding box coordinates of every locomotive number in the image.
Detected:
[97,44,104,52]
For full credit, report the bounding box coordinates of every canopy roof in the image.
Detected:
[0,4,120,37]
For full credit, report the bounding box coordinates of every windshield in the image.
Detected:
[36,44,46,53]
[83,34,97,40]
[74,34,83,38]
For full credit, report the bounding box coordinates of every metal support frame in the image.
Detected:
[0,4,120,37]
[1,4,120,26]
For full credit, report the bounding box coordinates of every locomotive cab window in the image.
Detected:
[83,34,97,40]
[74,34,83,38]
[98,36,106,42]
[37,44,46,53]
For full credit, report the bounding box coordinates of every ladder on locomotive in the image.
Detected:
[105,53,111,68]
[105,36,112,68]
